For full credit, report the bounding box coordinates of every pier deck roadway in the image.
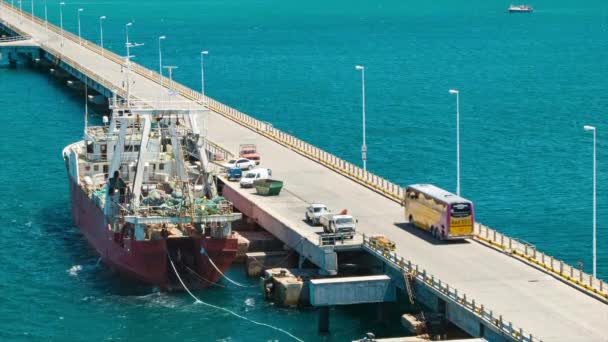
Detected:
[1,5,606,341]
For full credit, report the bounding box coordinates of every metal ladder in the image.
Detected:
[403,271,415,305]
[402,271,429,334]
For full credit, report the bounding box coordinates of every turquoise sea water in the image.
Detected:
[1,0,608,340]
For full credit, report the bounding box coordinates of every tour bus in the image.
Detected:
[403,184,475,240]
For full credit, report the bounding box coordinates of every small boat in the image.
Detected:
[254,179,284,196]
[508,5,533,13]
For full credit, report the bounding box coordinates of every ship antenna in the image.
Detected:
[84,79,88,136]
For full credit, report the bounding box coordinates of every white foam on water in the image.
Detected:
[67,265,82,276]
[245,297,255,307]
[132,291,179,309]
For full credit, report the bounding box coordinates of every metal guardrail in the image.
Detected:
[475,223,608,301]
[0,6,128,100]
[362,234,542,342]
[0,34,30,42]
[318,232,353,246]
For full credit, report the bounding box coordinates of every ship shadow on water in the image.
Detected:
[393,222,470,246]
[37,202,157,296]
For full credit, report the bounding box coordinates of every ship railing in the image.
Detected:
[362,233,542,342]
[202,138,234,161]
[474,223,608,301]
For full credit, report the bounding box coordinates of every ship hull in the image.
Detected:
[68,177,238,290]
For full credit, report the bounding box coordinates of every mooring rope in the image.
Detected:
[200,247,256,288]
[184,265,227,288]
[167,253,304,342]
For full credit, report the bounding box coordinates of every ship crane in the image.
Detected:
[103,99,218,221]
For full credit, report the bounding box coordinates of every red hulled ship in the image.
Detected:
[63,98,241,290]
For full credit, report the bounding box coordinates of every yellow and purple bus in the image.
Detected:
[403,184,474,240]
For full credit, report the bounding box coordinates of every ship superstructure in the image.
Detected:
[63,99,241,290]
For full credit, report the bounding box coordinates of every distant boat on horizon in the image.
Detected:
[508,5,533,13]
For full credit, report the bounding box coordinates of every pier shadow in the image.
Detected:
[393,222,470,246]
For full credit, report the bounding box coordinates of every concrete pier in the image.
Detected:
[1,3,607,341]
[245,251,296,277]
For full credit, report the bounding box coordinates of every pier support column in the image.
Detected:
[376,303,385,323]
[318,306,330,333]
[436,297,447,339]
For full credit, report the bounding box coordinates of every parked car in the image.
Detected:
[305,203,330,225]
[226,167,243,181]
[223,158,257,170]
[240,168,272,188]
[239,144,261,164]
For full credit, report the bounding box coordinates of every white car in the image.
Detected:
[305,203,330,225]
[223,158,257,171]
[240,168,272,188]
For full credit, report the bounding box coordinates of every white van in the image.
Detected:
[240,168,272,188]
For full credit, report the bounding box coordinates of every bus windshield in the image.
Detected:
[451,203,471,218]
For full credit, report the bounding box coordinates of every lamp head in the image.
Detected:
[355,65,364,70]
[78,8,83,12]
[449,89,459,94]
[126,22,132,27]
[100,15,106,20]
[584,125,596,131]
[159,35,166,40]
[60,1,65,5]
[201,50,208,55]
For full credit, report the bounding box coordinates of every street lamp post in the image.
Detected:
[122,21,143,107]
[77,8,83,45]
[200,50,208,104]
[158,35,166,105]
[583,125,597,278]
[99,16,105,54]
[163,65,178,102]
[355,65,367,171]
[124,22,133,103]
[449,89,461,196]
[59,2,65,48]
[44,0,48,39]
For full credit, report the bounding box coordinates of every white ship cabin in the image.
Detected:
[79,121,177,188]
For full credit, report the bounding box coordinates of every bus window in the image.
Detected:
[451,203,471,218]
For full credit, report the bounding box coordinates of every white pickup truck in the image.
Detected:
[305,203,330,225]
[319,213,356,239]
